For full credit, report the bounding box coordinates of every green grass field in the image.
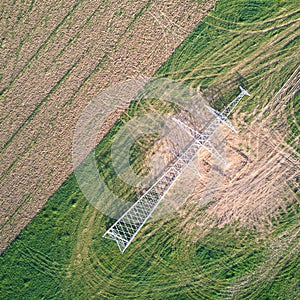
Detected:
[1,0,299,299]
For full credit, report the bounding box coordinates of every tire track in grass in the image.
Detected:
[18,242,63,277]
[68,209,253,298]
[204,22,299,84]
[66,215,176,296]
[195,28,299,96]
[226,24,300,79]
[203,15,300,34]
[64,198,262,298]
[230,228,300,299]
[161,9,299,90]
[208,8,300,28]
[81,185,255,298]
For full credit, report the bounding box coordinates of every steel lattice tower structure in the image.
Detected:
[103,87,250,253]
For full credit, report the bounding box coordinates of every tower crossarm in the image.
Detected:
[174,86,250,141]
[221,86,250,117]
[174,117,228,165]
[202,86,250,137]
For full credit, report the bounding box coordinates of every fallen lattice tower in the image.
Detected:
[103,87,250,253]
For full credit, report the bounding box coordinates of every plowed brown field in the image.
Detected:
[0,0,216,253]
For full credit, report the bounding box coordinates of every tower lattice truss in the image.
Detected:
[103,87,250,253]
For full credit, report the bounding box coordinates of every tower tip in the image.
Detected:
[239,86,250,96]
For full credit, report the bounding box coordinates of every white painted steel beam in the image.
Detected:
[103,87,250,253]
